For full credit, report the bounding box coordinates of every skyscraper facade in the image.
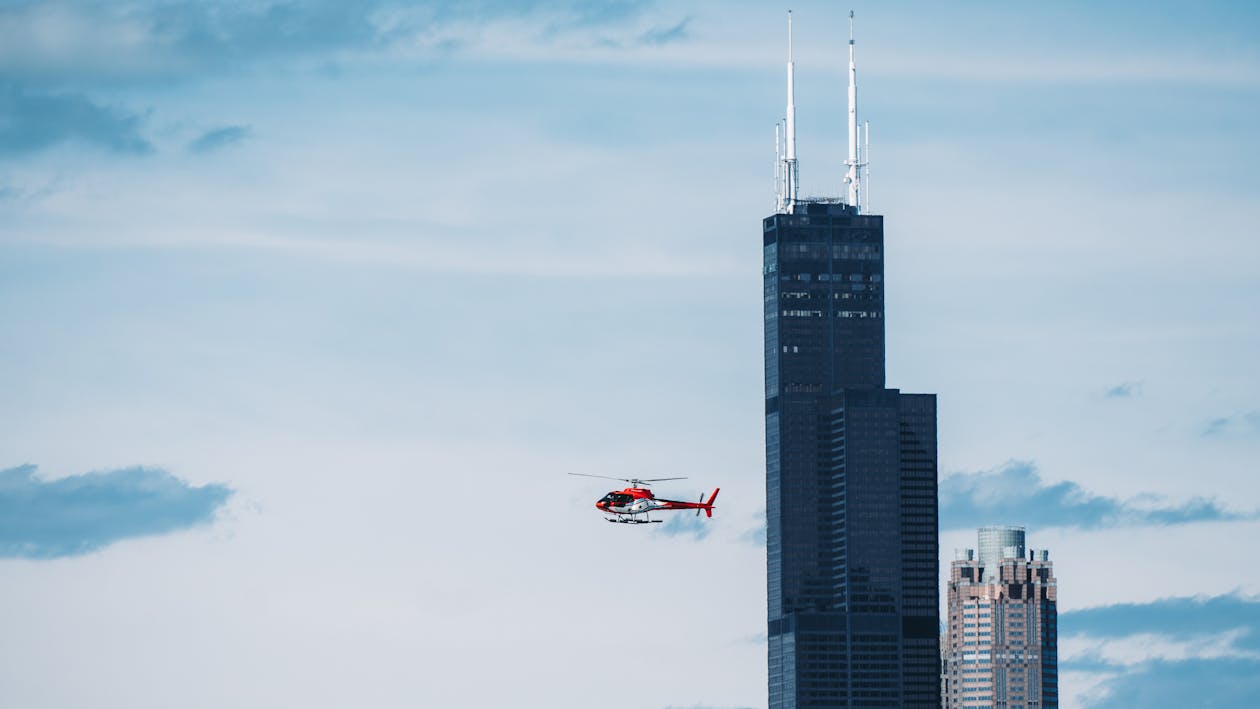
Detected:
[764,14,939,708]
[943,527,1059,708]
[765,204,940,708]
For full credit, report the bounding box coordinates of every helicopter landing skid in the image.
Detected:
[606,517,662,524]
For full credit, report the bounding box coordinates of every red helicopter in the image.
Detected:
[569,474,719,524]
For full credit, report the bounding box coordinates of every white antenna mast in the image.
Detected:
[844,10,861,211]
[863,119,871,212]
[781,10,799,213]
[775,122,781,208]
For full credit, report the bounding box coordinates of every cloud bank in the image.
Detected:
[0,464,232,559]
[1060,594,1260,708]
[939,461,1255,531]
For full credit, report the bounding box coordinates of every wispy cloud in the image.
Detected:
[739,509,766,546]
[0,0,676,83]
[0,1,387,82]
[1064,628,1259,669]
[0,1,686,160]
[0,464,232,559]
[187,125,251,154]
[637,17,691,47]
[1104,381,1142,399]
[939,461,1256,531]
[0,175,65,207]
[1063,594,1260,646]
[1201,411,1260,437]
[655,511,711,541]
[0,84,151,157]
[740,524,766,546]
[1060,594,1260,708]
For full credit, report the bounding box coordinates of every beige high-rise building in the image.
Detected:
[943,526,1057,708]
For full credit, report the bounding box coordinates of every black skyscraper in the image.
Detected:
[764,202,940,708]
[763,15,938,707]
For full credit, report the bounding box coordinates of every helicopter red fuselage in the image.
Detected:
[569,474,719,525]
[595,486,720,521]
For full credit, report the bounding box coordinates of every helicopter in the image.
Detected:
[569,473,719,524]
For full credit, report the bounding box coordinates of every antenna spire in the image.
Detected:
[844,10,862,211]
[778,10,799,213]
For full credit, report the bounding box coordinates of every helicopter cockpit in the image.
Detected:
[598,493,634,507]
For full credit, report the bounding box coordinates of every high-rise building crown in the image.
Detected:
[774,10,870,214]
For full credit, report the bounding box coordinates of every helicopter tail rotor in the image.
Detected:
[701,488,720,518]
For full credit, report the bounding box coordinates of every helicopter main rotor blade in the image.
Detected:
[567,473,689,483]
[567,473,631,482]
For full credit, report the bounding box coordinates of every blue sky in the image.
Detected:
[2,1,1259,707]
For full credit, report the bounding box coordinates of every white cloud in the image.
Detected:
[1062,628,1260,667]
[1059,669,1122,709]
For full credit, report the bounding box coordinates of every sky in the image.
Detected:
[2,1,1259,707]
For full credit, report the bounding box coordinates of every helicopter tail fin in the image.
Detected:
[702,488,720,518]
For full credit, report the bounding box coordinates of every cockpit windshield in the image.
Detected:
[599,493,634,506]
